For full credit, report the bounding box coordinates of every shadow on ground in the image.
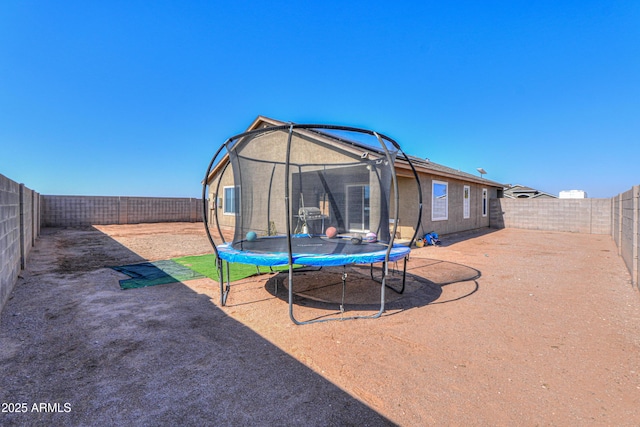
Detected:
[262,257,481,321]
[0,227,394,426]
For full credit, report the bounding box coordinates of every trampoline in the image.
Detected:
[217,235,411,267]
[202,123,422,324]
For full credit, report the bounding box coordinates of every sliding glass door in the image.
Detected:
[346,184,370,232]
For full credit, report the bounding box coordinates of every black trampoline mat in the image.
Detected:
[232,236,389,255]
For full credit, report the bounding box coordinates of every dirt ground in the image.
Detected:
[1,223,640,426]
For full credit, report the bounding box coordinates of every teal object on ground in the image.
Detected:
[112,260,205,290]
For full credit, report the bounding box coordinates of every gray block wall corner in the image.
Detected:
[616,186,640,289]
[0,174,40,313]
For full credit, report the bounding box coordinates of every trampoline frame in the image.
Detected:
[202,123,423,324]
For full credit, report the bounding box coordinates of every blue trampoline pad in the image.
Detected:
[217,235,410,267]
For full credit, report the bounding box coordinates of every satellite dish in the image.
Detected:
[477,168,487,178]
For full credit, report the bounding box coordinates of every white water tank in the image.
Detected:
[559,190,587,199]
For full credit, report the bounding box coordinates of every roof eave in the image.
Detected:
[395,159,506,188]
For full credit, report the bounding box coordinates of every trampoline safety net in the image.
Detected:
[210,125,399,247]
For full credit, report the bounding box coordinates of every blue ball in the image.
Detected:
[246,231,257,241]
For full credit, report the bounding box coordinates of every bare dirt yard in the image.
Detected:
[1,223,640,426]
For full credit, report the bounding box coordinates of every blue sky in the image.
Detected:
[1,1,638,198]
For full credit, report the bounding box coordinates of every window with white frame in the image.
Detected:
[432,180,448,221]
[482,188,488,217]
[223,186,240,215]
[463,185,470,219]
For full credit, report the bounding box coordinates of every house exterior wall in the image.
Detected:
[207,161,240,231]
[393,176,420,240]
[400,173,494,238]
[207,129,391,237]
[207,129,354,233]
[208,123,505,242]
[209,129,502,242]
[212,164,500,242]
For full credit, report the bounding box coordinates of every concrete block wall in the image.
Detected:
[612,186,639,288]
[619,188,635,279]
[42,195,203,227]
[637,190,640,290]
[0,174,39,313]
[589,198,613,234]
[613,196,621,248]
[0,174,20,312]
[20,184,40,269]
[42,196,120,226]
[490,198,612,235]
[125,197,201,224]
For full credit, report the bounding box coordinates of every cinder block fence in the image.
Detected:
[1,169,639,314]
[490,198,612,234]
[1,174,40,312]
[41,195,203,227]
[612,186,640,291]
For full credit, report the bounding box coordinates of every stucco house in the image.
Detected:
[205,116,505,241]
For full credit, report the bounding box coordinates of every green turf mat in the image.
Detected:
[173,254,293,282]
[113,255,296,290]
[112,260,205,290]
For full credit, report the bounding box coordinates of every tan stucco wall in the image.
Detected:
[208,129,500,242]
[208,129,380,237]
[416,174,495,236]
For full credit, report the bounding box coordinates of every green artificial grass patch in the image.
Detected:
[173,254,293,282]
[112,254,297,290]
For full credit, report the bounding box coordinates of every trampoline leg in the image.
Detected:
[288,266,302,325]
[217,258,225,306]
[378,257,408,295]
[370,262,385,282]
[400,256,408,293]
[340,268,347,316]
[220,259,230,306]
[392,256,408,294]
[374,263,387,319]
[288,263,388,325]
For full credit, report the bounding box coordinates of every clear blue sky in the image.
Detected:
[1,1,638,198]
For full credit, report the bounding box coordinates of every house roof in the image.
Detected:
[503,184,557,199]
[402,154,504,188]
[205,116,372,182]
[206,115,506,189]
